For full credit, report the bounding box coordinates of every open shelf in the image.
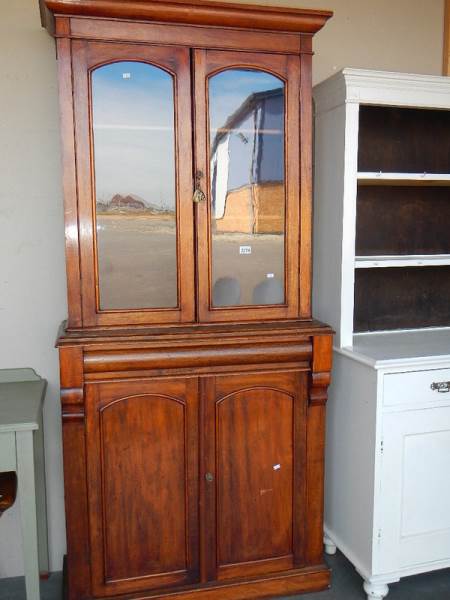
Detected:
[356,185,450,256]
[354,104,450,334]
[355,255,450,268]
[314,72,450,344]
[355,106,450,333]
[358,105,450,173]
[358,173,450,186]
[354,266,450,333]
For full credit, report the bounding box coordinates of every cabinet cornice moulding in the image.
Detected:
[42,0,332,34]
[314,68,450,115]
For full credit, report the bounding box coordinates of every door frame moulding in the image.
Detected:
[444,0,450,75]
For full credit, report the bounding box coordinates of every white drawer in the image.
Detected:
[384,368,450,407]
[0,432,16,471]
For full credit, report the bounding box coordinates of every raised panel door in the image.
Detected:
[379,406,450,573]
[201,371,308,581]
[85,378,199,596]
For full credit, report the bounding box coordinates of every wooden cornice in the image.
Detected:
[42,0,332,35]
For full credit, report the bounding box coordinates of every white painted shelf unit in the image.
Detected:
[313,69,450,600]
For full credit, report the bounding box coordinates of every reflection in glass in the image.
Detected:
[92,61,177,310]
[209,69,286,307]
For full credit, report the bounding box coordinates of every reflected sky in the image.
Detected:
[92,61,176,211]
[209,69,283,138]
[91,65,283,212]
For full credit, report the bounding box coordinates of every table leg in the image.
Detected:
[34,412,49,575]
[16,430,41,600]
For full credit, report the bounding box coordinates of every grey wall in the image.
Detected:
[220,0,445,84]
[0,0,67,578]
[0,0,444,578]
[310,0,444,84]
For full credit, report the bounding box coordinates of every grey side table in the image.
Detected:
[0,369,49,600]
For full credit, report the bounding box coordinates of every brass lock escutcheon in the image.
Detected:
[193,188,206,203]
[193,169,206,203]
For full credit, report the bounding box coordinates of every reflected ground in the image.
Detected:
[97,215,177,310]
[97,215,284,310]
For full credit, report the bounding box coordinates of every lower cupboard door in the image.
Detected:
[85,378,199,597]
[202,371,308,581]
[379,406,450,573]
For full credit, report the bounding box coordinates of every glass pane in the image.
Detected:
[92,61,177,310]
[209,69,286,307]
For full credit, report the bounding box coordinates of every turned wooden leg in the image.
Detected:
[323,532,337,555]
[363,580,389,600]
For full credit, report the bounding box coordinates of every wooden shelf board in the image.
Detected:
[355,255,450,268]
[357,172,450,186]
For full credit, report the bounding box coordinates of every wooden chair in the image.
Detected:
[0,471,17,516]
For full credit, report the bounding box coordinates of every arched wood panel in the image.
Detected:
[101,394,186,579]
[201,370,308,581]
[85,379,199,596]
[217,387,294,565]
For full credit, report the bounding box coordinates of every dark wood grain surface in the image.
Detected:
[57,324,333,599]
[46,1,333,598]
[86,379,199,596]
[212,372,305,578]
[44,0,332,34]
[356,186,450,256]
[354,266,450,332]
[358,106,450,173]
[0,472,17,516]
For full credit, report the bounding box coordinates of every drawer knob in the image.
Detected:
[205,472,214,482]
[430,381,450,393]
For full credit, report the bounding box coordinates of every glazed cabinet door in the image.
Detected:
[85,378,199,596]
[201,371,308,581]
[71,41,195,326]
[194,50,301,322]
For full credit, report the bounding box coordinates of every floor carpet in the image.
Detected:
[1,551,449,599]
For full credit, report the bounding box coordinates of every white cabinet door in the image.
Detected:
[379,406,450,574]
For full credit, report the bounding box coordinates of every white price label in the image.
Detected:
[239,246,252,255]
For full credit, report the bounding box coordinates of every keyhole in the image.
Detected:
[196,170,204,186]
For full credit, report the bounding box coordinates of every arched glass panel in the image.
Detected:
[92,61,177,310]
[209,69,286,307]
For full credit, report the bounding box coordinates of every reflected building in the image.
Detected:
[210,87,285,235]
